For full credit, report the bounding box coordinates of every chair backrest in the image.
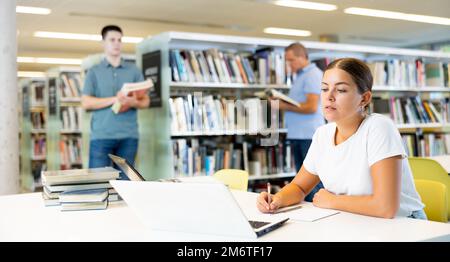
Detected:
[408,157,450,219]
[213,169,249,191]
[414,179,448,222]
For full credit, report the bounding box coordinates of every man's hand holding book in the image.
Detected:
[265,88,300,111]
[112,79,153,114]
[116,91,138,113]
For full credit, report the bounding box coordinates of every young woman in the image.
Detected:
[257,58,426,219]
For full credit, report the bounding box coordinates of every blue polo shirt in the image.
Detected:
[285,63,325,139]
[83,58,144,140]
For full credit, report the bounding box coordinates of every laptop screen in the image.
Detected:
[108,154,146,181]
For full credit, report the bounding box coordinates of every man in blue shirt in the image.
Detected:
[271,42,325,201]
[82,25,150,179]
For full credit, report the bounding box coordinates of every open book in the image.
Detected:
[111,79,153,114]
[265,89,300,107]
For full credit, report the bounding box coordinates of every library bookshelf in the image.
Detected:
[19,77,47,191]
[46,67,83,172]
[134,32,450,190]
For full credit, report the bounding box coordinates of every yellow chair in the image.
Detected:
[213,169,249,191]
[408,157,450,219]
[414,179,448,222]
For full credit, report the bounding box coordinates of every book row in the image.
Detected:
[60,106,82,131]
[402,133,450,157]
[172,138,296,177]
[29,82,46,104]
[31,111,46,130]
[371,97,450,124]
[59,135,82,169]
[170,48,286,85]
[60,73,82,98]
[313,58,450,88]
[32,134,46,158]
[169,95,282,134]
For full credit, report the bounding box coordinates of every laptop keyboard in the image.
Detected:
[248,220,270,229]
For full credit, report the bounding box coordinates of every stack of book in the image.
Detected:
[41,167,121,211]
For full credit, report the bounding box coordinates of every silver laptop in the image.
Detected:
[108,154,146,181]
[109,154,184,183]
[110,180,289,238]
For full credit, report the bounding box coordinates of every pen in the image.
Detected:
[267,182,271,211]
[273,205,302,214]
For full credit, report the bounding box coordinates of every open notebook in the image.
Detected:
[265,204,339,222]
[286,207,339,222]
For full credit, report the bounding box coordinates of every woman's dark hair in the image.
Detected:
[101,25,123,39]
[325,58,373,94]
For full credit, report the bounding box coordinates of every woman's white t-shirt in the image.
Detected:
[303,113,424,217]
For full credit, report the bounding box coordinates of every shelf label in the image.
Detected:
[142,50,162,108]
[48,78,57,116]
[22,85,30,118]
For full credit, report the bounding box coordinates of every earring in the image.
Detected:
[360,105,366,115]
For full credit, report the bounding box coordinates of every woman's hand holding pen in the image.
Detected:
[257,191,282,213]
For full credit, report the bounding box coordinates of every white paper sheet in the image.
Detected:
[286,207,339,222]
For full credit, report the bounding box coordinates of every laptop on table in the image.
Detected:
[109,154,184,183]
[110,180,288,238]
[108,155,289,238]
[108,154,146,181]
